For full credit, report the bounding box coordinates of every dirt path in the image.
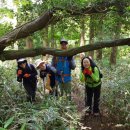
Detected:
[79,114,129,130]
[72,91,130,130]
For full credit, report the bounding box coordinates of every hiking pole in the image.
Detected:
[43,77,47,96]
[43,78,46,95]
[55,81,59,98]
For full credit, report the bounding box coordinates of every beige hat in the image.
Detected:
[35,59,45,68]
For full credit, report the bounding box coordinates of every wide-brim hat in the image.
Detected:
[60,38,68,44]
[17,58,27,64]
[35,59,45,68]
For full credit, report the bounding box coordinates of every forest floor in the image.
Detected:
[72,94,130,130]
[80,115,129,130]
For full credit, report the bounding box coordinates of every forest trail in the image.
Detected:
[72,91,129,130]
[79,113,129,130]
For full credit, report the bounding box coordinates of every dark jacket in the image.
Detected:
[17,63,37,84]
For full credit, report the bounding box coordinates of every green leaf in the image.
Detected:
[4,116,14,129]
[0,120,3,124]
[20,123,26,130]
[0,127,7,130]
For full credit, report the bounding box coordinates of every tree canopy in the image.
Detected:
[0,0,130,60]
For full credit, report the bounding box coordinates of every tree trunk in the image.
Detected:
[96,49,102,60]
[43,27,49,47]
[0,37,129,61]
[42,27,49,61]
[80,18,85,46]
[89,15,94,58]
[110,47,118,65]
[110,10,122,65]
[26,37,33,49]
[50,25,55,48]
[25,37,33,62]
[96,17,103,60]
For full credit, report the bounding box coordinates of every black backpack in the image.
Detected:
[99,70,103,78]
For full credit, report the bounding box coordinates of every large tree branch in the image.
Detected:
[0,1,129,52]
[0,38,129,61]
[0,10,55,51]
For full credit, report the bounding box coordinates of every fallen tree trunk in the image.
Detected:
[0,38,129,61]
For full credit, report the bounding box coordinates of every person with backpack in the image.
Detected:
[35,59,57,96]
[17,58,38,103]
[52,39,76,100]
[80,56,102,116]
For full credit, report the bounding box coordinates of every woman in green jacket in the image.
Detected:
[80,57,102,116]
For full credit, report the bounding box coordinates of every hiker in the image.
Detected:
[35,59,57,96]
[80,57,102,116]
[52,38,76,100]
[17,58,38,102]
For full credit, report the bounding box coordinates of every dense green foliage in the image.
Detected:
[101,62,130,124]
[0,59,130,129]
[1,0,130,49]
[0,61,79,130]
